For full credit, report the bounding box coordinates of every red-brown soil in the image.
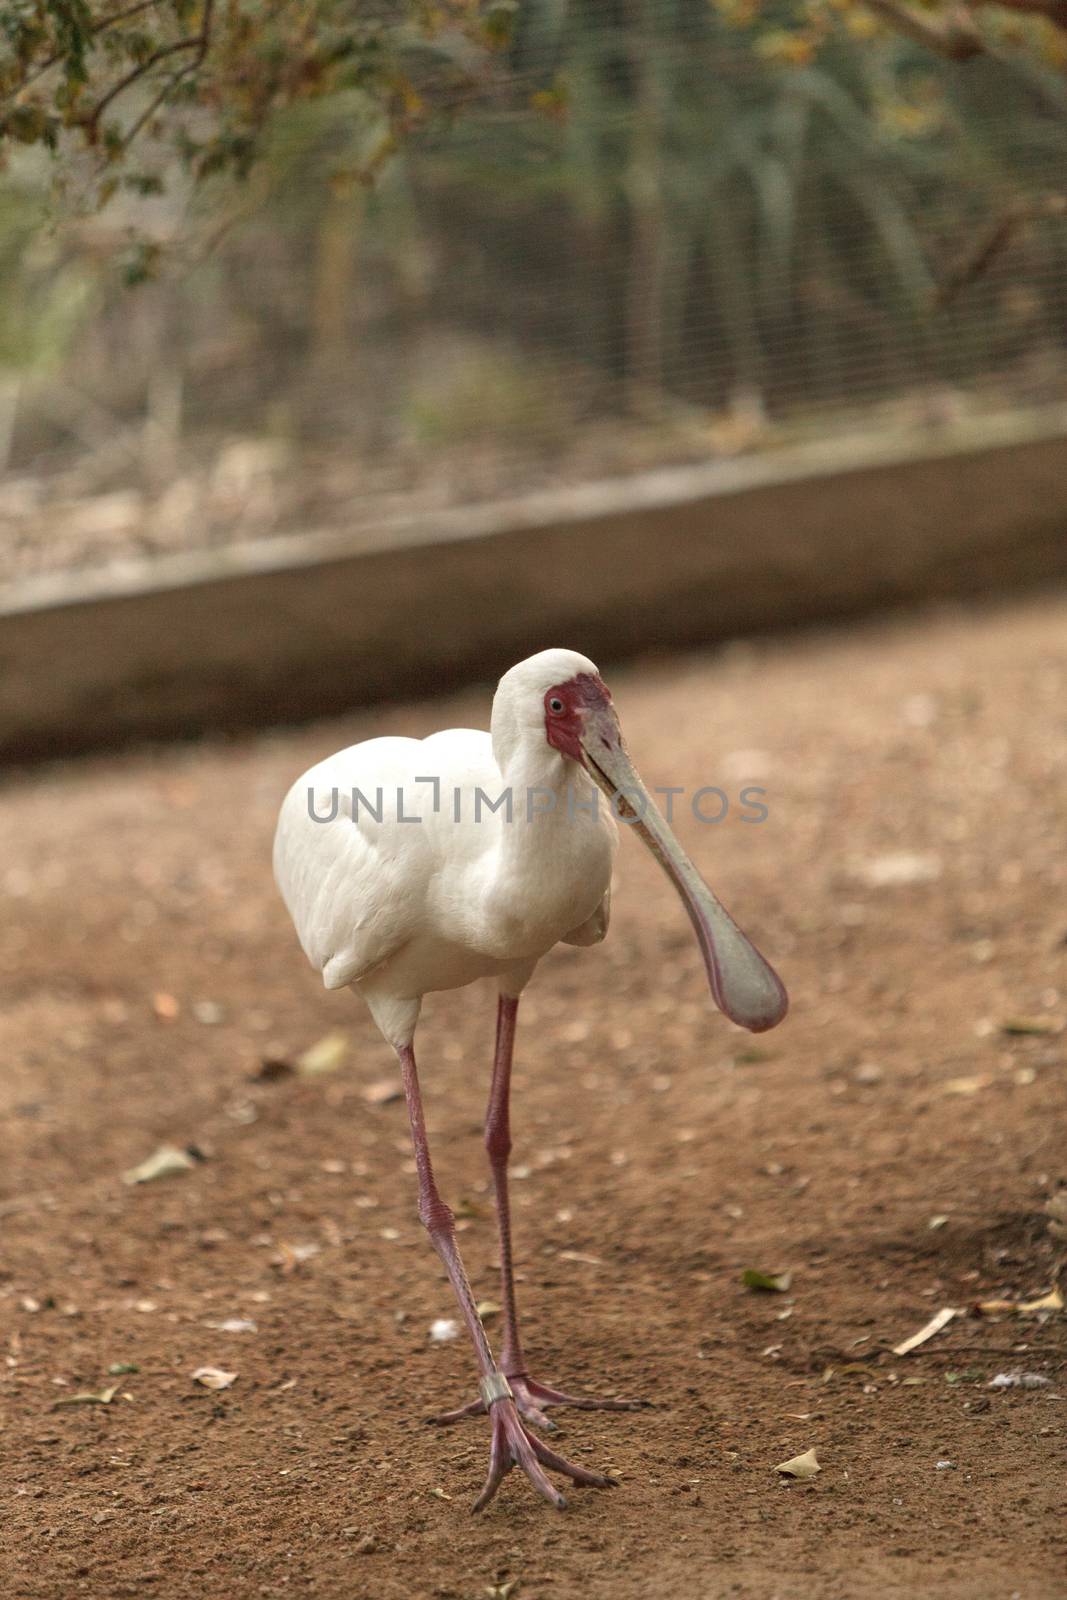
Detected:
[1,594,1065,1599]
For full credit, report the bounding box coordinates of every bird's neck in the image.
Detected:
[493,741,603,875]
[469,737,610,960]
[499,739,580,812]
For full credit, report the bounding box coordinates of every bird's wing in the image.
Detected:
[561,883,611,946]
[273,737,438,990]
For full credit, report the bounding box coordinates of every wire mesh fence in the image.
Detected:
[2,0,1067,586]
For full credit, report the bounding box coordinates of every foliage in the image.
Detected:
[2,0,1066,478]
[0,177,95,369]
[395,0,1067,410]
[0,0,513,203]
[722,0,1067,74]
[1,0,1065,210]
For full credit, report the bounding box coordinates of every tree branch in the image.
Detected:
[971,0,1067,30]
[865,0,986,60]
[85,37,200,140]
[83,0,215,146]
[117,0,214,152]
[6,1,168,100]
[935,193,1067,306]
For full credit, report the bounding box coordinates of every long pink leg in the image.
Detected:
[488,993,528,1378]
[430,997,646,1431]
[397,1041,615,1510]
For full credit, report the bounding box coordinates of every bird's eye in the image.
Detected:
[548,696,565,715]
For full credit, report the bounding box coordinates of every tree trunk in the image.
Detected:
[623,0,666,417]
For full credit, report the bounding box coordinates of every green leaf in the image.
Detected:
[121,242,162,287]
[484,1,519,48]
[5,105,48,145]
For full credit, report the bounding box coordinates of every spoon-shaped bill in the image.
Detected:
[580,723,788,1033]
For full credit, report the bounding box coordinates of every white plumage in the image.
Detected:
[272,646,786,1514]
[274,650,616,1046]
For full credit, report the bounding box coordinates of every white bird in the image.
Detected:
[273,647,787,1511]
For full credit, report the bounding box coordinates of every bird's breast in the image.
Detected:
[469,808,615,963]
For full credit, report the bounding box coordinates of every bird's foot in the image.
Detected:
[429,1370,648,1432]
[472,1396,618,1512]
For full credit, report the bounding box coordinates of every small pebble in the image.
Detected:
[192,1000,225,1025]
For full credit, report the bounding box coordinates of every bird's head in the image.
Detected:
[542,668,618,764]
[496,648,788,1036]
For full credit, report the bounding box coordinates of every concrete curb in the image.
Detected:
[2,407,1066,762]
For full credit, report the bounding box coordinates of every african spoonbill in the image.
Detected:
[273,648,787,1510]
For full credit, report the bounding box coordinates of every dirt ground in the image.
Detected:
[1,592,1065,1600]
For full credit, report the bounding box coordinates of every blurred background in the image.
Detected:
[2,0,1067,592]
[2,7,1066,1591]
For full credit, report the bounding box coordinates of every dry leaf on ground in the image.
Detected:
[297,1032,349,1077]
[776,1448,820,1479]
[54,1384,120,1408]
[273,1241,320,1273]
[122,1144,197,1185]
[192,1367,237,1390]
[999,1016,1063,1036]
[853,852,941,888]
[362,1077,403,1106]
[742,1269,793,1293]
[892,1306,959,1355]
[976,1288,1063,1316]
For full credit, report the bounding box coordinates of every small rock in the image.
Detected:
[362,1078,402,1106]
[192,1000,226,1025]
[901,694,938,728]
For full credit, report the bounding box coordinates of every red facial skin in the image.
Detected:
[543,672,615,764]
